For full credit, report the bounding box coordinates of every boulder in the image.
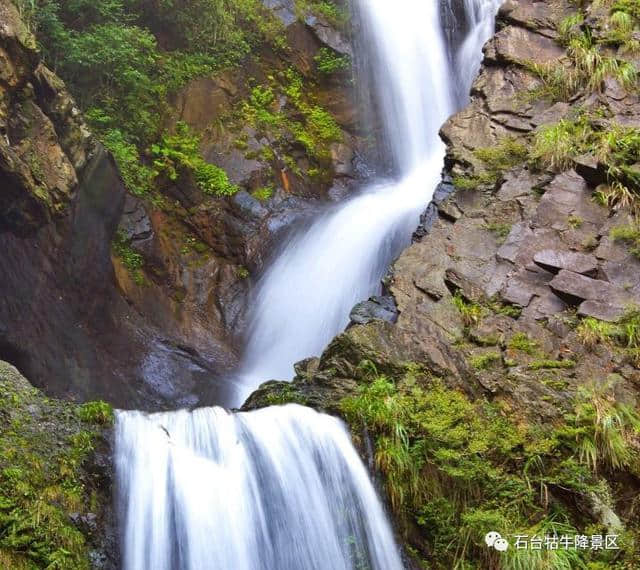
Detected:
[304,15,353,56]
[574,154,608,187]
[549,269,611,303]
[533,249,598,276]
[349,296,398,325]
[484,26,565,66]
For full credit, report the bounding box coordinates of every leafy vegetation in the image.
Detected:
[455,138,528,191]
[112,230,146,285]
[469,352,501,370]
[569,379,640,473]
[577,309,640,362]
[452,291,487,326]
[13,0,281,198]
[340,366,637,569]
[0,363,108,568]
[526,13,638,101]
[152,123,238,196]
[531,112,640,209]
[483,222,512,243]
[507,332,538,355]
[235,69,342,178]
[314,47,350,75]
[611,224,640,258]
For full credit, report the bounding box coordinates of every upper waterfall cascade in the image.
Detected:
[116,0,501,568]
[235,0,500,404]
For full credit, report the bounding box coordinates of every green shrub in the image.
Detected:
[76,401,114,425]
[97,127,154,196]
[470,352,502,370]
[339,372,624,568]
[565,379,640,472]
[314,47,350,74]
[508,332,538,355]
[452,291,487,326]
[611,224,640,258]
[0,366,107,568]
[252,185,274,201]
[531,118,590,171]
[151,122,238,196]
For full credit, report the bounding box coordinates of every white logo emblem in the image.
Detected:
[485,531,509,551]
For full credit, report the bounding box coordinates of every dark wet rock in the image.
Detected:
[305,15,353,56]
[262,0,297,26]
[349,295,398,325]
[533,249,598,276]
[0,4,240,408]
[330,141,355,176]
[232,190,270,220]
[118,194,153,243]
[574,154,608,187]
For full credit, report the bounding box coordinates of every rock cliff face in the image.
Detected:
[0,0,240,409]
[0,0,361,409]
[114,0,363,357]
[246,0,640,565]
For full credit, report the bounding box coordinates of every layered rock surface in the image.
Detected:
[0,0,238,408]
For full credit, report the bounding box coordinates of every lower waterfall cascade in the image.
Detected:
[116,0,502,568]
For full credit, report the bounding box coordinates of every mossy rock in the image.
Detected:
[0,361,116,569]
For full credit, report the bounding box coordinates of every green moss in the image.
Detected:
[611,224,640,258]
[236,69,342,172]
[452,291,487,326]
[568,214,583,228]
[460,138,528,190]
[263,384,308,406]
[295,0,349,28]
[474,137,528,173]
[340,372,629,568]
[235,266,250,279]
[469,352,502,370]
[112,231,146,285]
[528,358,576,370]
[483,222,512,243]
[0,363,107,568]
[495,303,523,318]
[507,332,539,355]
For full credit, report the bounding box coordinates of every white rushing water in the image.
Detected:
[236,0,499,402]
[117,1,501,568]
[117,405,403,570]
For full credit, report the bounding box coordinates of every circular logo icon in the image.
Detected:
[494,538,509,551]
[485,531,501,547]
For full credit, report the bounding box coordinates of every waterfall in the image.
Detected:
[116,1,501,568]
[116,405,403,570]
[235,0,500,404]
